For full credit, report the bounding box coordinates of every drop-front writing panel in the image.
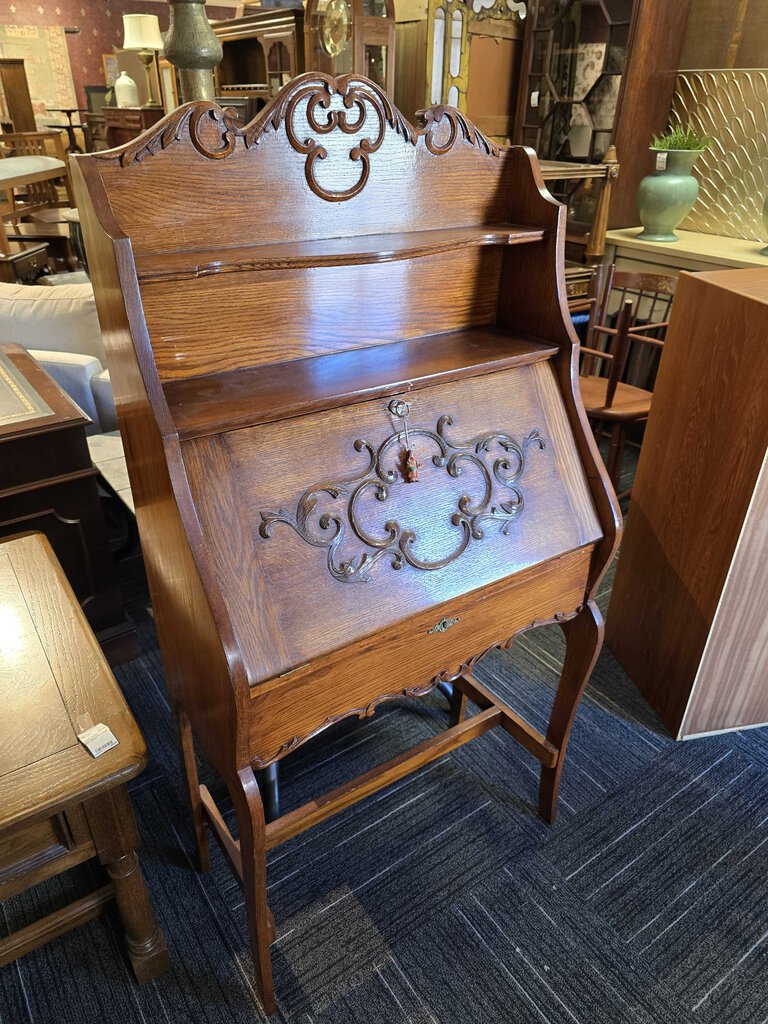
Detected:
[181,362,601,683]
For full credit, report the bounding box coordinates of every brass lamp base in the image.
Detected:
[137,49,163,107]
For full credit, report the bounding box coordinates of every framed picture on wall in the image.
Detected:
[102,53,119,87]
[159,59,180,113]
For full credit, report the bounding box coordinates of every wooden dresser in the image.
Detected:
[73,74,619,1013]
[606,269,768,739]
[103,106,164,149]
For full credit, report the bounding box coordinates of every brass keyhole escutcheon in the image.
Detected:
[428,616,460,635]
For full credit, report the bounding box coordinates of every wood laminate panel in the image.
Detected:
[681,450,768,736]
[606,269,768,735]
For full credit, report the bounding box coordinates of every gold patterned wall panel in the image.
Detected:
[671,69,768,240]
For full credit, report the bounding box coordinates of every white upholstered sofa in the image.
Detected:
[0,280,117,433]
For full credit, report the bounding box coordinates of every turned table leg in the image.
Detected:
[539,600,604,824]
[231,766,276,1016]
[84,788,169,983]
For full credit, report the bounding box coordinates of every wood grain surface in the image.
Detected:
[681,449,768,735]
[73,76,620,1013]
[182,363,601,682]
[0,533,146,831]
[163,328,558,439]
[606,269,768,736]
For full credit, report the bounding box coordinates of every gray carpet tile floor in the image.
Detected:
[2,446,768,1023]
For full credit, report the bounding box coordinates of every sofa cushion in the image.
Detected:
[0,281,106,364]
[27,348,101,433]
[91,368,118,433]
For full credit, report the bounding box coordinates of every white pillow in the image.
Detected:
[0,281,106,364]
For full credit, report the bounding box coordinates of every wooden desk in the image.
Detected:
[74,76,620,1012]
[0,345,137,664]
[0,532,168,980]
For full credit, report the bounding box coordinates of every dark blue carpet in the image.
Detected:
[2,473,767,1022]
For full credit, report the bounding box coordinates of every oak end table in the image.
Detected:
[0,531,169,982]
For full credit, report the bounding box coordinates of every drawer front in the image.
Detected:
[184,360,601,683]
[248,545,593,766]
[0,809,96,899]
[0,817,62,877]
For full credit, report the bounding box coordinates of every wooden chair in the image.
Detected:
[0,130,75,217]
[579,269,676,494]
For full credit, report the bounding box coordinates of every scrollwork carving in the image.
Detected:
[417,105,500,158]
[108,102,242,168]
[258,412,545,583]
[96,73,501,194]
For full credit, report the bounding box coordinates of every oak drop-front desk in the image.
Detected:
[74,74,620,1013]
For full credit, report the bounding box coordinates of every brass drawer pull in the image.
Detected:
[428,616,460,634]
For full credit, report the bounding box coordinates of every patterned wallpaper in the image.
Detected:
[0,1,237,107]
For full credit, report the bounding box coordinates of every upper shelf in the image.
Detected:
[163,326,559,440]
[135,224,546,282]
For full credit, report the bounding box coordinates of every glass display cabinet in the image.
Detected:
[305,0,396,91]
[513,0,691,232]
[516,0,631,163]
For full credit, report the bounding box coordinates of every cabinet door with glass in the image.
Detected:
[305,0,396,92]
[427,0,469,108]
[515,0,632,162]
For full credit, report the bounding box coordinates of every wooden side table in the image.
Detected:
[0,531,169,981]
[0,344,137,664]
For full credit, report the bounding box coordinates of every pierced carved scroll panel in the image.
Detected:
[182,359,601,683]
[89,75,511,258]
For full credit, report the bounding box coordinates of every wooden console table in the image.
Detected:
[0,531,168,980]
[605,227,768,276]
[0,345,137,663]
[74,75,620,1013]
[606,269,768,738]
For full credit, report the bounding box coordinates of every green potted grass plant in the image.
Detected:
[637,124,712,242]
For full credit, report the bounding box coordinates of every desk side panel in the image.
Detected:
[71,158,248,772]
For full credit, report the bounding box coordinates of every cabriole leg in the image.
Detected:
[539,600,604,824]
[230,766,276,1016]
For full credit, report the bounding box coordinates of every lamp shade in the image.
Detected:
[122,13,164,51]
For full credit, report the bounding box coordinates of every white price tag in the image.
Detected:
[531,90,539,109]
[655,152,668,171]
[78,723,119,758]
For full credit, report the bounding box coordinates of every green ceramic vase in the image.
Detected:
[637,149,700,242]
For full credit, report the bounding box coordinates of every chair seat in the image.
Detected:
[579,375,653,421]
[0,155,65,180]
